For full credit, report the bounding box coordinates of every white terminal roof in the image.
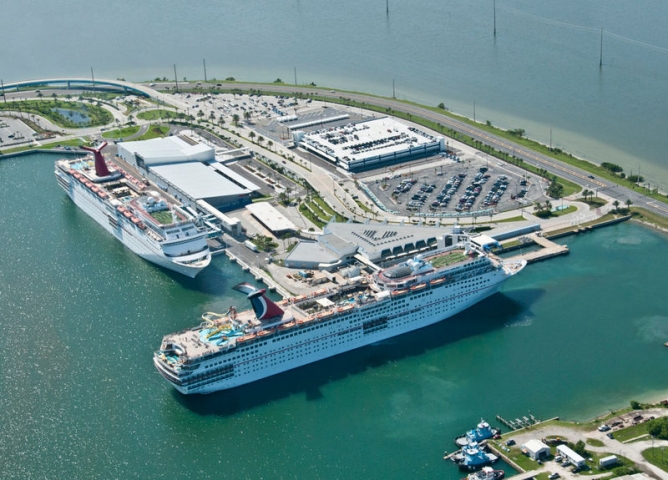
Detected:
[151,162,253,199]
[119,135,214,165]
[523,439,549,453]
[300,117,439,164]
[245,203,297,232]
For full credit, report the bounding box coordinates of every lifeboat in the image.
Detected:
[410,283,427,292]
[339,304,354,312]
[97,190,108,199]
[429,277,446,286]
[391,289,408,297]
[137,222,146,230]
[130,216,141,224]
[278,321,296,331]
[123,211,133,219]
[237,334,256,343]
[117,206,126,213]
[257,329,274,337]
[317,310,333,319]
[297,316,315,325]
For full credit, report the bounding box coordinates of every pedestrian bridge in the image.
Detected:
[0,78,151,97]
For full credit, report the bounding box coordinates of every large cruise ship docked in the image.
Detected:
[54,143,211,277]
[154,236,526,394]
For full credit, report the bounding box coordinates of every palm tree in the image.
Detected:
[612,200,620,212]
[267,140,273,151]
[243,111,251,123]
[249,131,256,142]
[582,189,591,202]
[533,202,544,213]
[625,199,633,211]
[232,113,240,126]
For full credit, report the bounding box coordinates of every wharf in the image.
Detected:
[503,233,569,264]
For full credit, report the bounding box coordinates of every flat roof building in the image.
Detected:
[245,203,297,235]
[298,117,444,172]
[556,445,586,469]
[116,136,260,211]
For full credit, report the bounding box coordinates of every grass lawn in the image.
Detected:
[136,125,170,140]
[642,447,668,473]
[586,438,604,447]
[102,125,140,139]
[612,422,649,443]
[137,109,179,121]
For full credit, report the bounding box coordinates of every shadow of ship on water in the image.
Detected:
[173,288,544,416]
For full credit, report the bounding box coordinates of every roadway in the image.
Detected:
[3,78,667,219]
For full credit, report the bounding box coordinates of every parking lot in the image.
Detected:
[364,155,542,217]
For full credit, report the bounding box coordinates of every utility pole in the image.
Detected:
[493,0,496,37]
[173,64,179,92]
[599,28,603,68]
[203,58,207,83]
[91,67,95,91]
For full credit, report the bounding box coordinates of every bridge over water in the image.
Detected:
[0,78,151,97]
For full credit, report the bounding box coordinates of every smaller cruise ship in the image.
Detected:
[54,143,212,277]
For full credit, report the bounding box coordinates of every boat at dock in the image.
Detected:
[154,232,526,394]
[451,442,499,471]
[463,466,505,480]
[455,419,501,447]
[54,143,212,277]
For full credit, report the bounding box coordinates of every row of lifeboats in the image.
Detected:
[107,160,146,191]
[116,205,146,230]
[235,304,358,344]
[391,277,447,297]
[70,169,109,199]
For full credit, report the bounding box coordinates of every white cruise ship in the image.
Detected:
[154,237,526,394]
[54,143,211,277]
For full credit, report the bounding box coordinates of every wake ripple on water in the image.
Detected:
[634,315,668,343]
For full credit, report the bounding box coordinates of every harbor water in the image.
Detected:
[0,153,666,478]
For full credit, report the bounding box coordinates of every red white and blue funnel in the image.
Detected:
[233,282,284,321]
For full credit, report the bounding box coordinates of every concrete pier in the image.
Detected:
[506,233,569,264]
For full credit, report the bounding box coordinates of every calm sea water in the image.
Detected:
[3,1,668,190]
[0,153,667,478]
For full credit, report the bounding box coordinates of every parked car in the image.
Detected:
[548,473,560,479]
[598,424,611,432]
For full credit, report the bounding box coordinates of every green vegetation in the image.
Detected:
[0,99,112,128]
[136,125,170,141]
[647,417,668,440]
[137,109,179,121]
[631,207,668,230]
[642,447,668,473]
[586,438,604,447]
[102,125,141,139]
[430,251,468,268]
[150,210,174,225]
[252,234,278,252]
[299,203,327,229]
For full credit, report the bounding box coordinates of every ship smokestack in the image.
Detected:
[81,142,110,177]
[233,282,284,321]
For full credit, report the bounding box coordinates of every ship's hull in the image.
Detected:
[55,168,208,278]
[156,266,513,394]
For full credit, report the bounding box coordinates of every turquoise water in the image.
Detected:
[3,1,668,190]
[0,153,666,478]
[53,108,90,125]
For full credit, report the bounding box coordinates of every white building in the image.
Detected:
[599,455,618,468]
[522,439,550,461]
[556,444,586,468]
[299,117,444,171]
